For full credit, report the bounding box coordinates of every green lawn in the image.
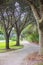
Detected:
[0,40,23,53]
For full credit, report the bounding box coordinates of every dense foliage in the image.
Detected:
[22,24,39,43]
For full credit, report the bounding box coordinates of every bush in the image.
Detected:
[10,36,16,41]
[25,32,39,43]
[0,31,3,34]
[30,32,39,43]
[0,35,5,40]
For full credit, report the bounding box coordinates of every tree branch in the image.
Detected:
[9,25,13,36]
[29,1,41,20]
[26,0,41,21]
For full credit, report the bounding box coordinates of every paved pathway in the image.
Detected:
[0,40,39,65]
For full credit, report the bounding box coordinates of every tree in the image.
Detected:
[25,0,43,55]
[11,2,32,46]
[0,0,13,5]
[14,12,29,46]
[0,9,13,49]
[0,0,14,12]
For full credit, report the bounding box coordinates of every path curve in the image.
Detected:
[0,40,39,65]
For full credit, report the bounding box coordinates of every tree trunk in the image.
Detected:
[26,0,43,55]
[39,29,43,55]
[16,34,20,46]
[39,20,43,55]
[6,35,10,49]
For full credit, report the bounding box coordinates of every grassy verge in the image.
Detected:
[34,63,43,65]
[0,40,23,53]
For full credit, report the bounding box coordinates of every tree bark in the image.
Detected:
[39,29,43,55]
[6,34,10,49]
[28,0,43,55]
[16,34,20,46]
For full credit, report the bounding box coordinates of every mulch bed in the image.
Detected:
[21,52,43,65]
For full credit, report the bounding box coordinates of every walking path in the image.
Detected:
[0,40,39,65]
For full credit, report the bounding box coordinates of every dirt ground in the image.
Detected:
[22,52,43,65]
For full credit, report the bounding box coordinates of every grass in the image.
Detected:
[34,62,43,65]
[0,40,23,53]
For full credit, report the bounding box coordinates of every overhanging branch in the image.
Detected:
[25,0,41,22]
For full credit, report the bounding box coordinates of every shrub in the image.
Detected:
[0,31,3,34]
[25,32,39,43]
[10,36,16,41]
[0,35,5,40]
